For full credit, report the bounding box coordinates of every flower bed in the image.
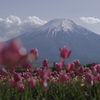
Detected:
[0,39,100,100]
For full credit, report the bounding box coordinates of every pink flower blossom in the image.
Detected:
[59,46,71,59]
[9,79,17,88]
[96,64,100,73]
[21,59,32,69]
[85,73,93,85]
[92,62,96,66]
[66,62,74,71]
[27,77,36,88]
[43,80,48,92]
[81,84,84,87]
[0,39,27,67]
[55,62,63,71]
[18,84,24,91]
[23,72,31,79]
[53,71,58,77]
[28,48,39,61]
[73,59,80,66]
[96,73,100,82]
[59,70,68,83]
[84,67,90,72]
[91,66,97,76]
[42,59,49,68]
[0,67,8,76]
[39,68,51,80]
[14,72,21,82]
[78,65,84,75]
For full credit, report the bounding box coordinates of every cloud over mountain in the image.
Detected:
[0,15,47,41]
[80,17,100,24]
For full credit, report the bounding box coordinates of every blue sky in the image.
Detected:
[0,0,100,34]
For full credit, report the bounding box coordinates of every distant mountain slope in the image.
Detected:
[19,19,100,64]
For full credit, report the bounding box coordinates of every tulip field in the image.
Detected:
[0,39,100,100]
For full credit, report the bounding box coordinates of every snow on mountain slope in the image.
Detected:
[31,19,94,38]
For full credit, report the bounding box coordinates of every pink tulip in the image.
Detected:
[0,39,27,67]
[36,68,42,74]
[55,62,63,71]
[66,62,74,71]
[23,72,31,79]
[42,59,49,68]
[27,77,36,88]
[73,59,80,66]
[59,70,68,83]
[21,59,32,69]
[92,62,96,66]
[55,60,64,71]
[18,84,24,91]
[59,46,71,59]
[29,48,39,61]
[78,66,84,75]
[91,66,97,76]
[14,72,21,82]
[43,80,48,92]
[84,67,90,72]
[96,73,100,82]
[9,79,17,88]
[53,71,58,77]
[85,73,93,85]
[96,64,100,73]
[69,71,75,79]
[0,67,8,76]
[49,76,53,81]
[39,68,51,80]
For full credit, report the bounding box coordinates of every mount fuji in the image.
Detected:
[19,19,100,64]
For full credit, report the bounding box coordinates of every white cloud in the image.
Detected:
[0,15,47,41]
[80,17,100,24]
[24,16,47,25]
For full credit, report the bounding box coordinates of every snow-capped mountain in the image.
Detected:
[18,19,100,64]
